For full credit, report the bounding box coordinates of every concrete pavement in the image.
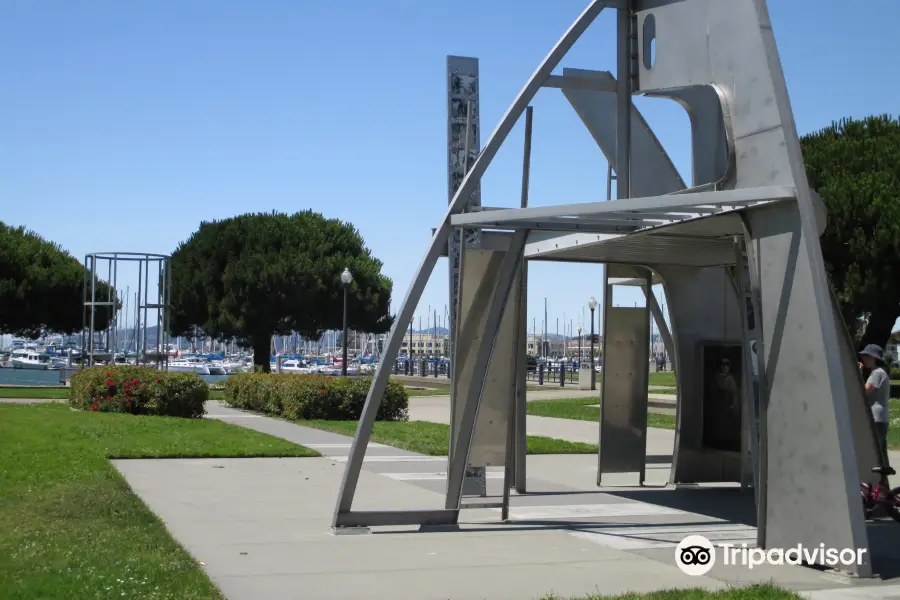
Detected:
[107,401,900,600]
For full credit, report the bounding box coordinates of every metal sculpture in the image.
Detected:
[331,0,885,577]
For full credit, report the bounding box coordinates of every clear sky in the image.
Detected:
[2,0,898,341]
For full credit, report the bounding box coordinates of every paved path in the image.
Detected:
[106,401,900,600]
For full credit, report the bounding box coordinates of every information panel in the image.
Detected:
[701,344,743,453]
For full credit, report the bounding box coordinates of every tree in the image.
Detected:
[0,222,115,338]
[169,211,394,371]
[801,115,900,347]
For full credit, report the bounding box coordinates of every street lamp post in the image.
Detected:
[588,296,598,390]
[341,267,353,376]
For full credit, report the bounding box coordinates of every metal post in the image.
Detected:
[578,327,582,363]
[616,0,632,201]
[342,284,349,377]
[81,256,89,368]
[89,255,96,366]
[105,257,112,354]
[590,307,596,390]
[112,255,118,357]
[142,258,149,362]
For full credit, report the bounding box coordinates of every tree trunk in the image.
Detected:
[860,305,898,350]
[252,336,271,373]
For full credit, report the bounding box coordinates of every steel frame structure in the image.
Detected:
[331,0,885,577]
[82,252,171,368]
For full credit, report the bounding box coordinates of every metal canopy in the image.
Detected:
[450,186,795,232]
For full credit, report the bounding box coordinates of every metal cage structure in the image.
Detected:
[82,252,171,369]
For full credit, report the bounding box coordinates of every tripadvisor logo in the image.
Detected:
[675,535,867,576]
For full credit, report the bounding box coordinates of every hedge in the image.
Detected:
[69,365,208,418]
[224,373,408,422]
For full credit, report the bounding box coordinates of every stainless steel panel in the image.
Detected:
[656,265,743,484]
[747,201,870,574]
[598,306,650,479]
[560,68,685,197]
[451,248,519,468]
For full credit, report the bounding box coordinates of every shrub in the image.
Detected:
[69,366,208,418]
[224,373,408,422]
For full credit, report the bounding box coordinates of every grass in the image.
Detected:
[0,386,225,401]
[405,386,451,396]
[647,371,677,387]
[0,386,68,399]
[528,397,900,449]
[298,419,597,455]
[549,584,800,599]
[0,403,318,599]
[527,396,677,430]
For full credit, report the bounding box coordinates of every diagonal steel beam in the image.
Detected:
[331,0,612,527]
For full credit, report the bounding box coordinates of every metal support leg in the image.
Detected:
[739,216,769,549]
[446,231,527,511]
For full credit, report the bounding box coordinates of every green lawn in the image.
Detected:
[0,386,225,401]
[527,396,676,430]
[0,386,68,399]
[647,371,677,387]
[405,387,451,396]
[0,403,317,599]
[298,419,597,455]
[553,584,800,600]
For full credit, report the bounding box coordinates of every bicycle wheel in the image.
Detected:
[887,487,900,525]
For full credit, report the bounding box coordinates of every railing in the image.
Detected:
[392,359,451,378]
[524,364,579,386]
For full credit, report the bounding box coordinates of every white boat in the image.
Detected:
[221,359,246,374]
[207,361,227,375]
[11,349,50,370]
[167,357,211,375]
[281,359,323,374]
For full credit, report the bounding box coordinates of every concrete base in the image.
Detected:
[578,366,594,390]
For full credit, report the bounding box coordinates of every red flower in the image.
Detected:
[90,404,98,412]
[156,378,161,383]
[105,379,114,386]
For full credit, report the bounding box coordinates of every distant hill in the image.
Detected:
[413,327,449,335]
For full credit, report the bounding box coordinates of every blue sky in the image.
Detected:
[2,0,898,341]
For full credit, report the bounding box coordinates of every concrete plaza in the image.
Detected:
[111,401,900,600]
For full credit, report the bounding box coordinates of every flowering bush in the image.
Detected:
[69,366,208,418]
[223,373,408,422]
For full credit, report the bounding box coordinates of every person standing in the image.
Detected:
[859,344,891,465]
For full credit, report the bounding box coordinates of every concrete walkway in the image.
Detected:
[107,401,900,600]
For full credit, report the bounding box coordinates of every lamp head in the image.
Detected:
[341,268,353,285]
[588,296,598,311]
